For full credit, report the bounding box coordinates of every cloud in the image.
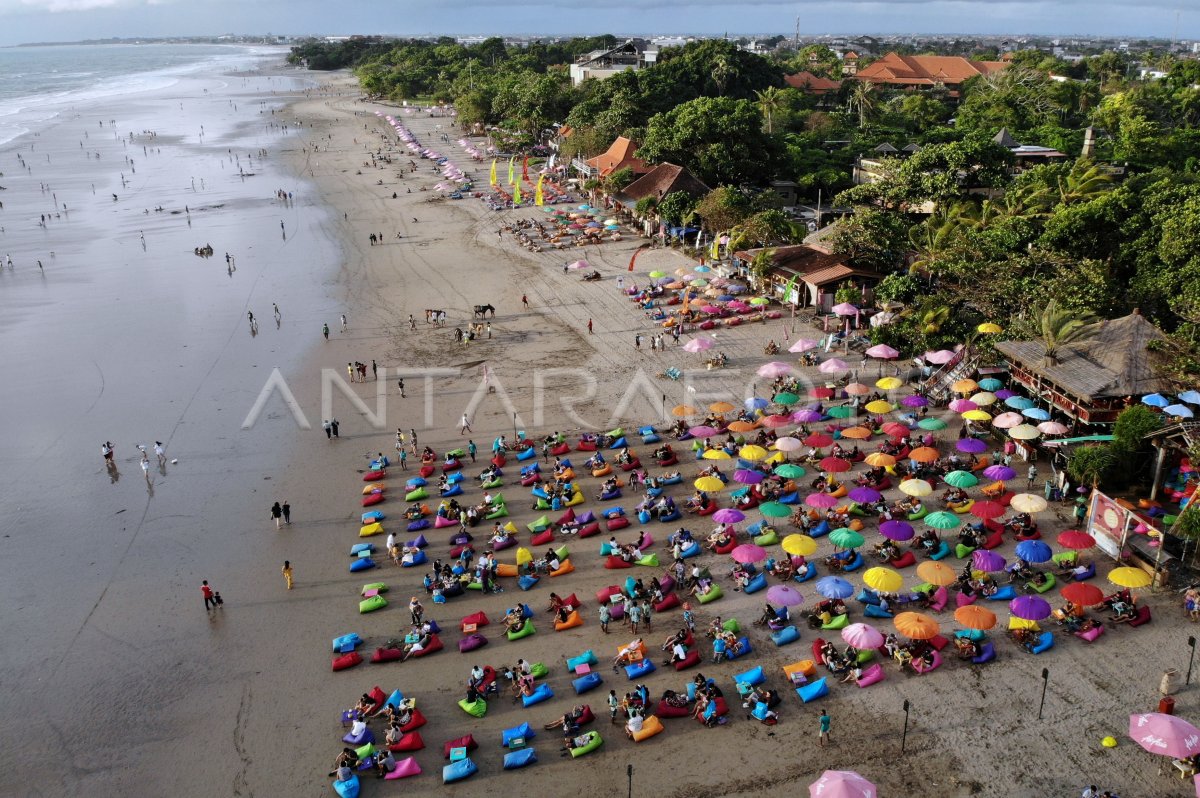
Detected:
[14,0,176,11]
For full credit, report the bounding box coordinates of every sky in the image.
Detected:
[0,0,1194,47]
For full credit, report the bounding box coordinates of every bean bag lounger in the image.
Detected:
[440,484,464,498]
[1029,631,1055,654]
[592,463,613,477]
[370,647,403,664]
[794,566,817,584]
[409,635,444,658]
[631,715,664,742]
[485,505,509,520]
[333,774,361,798]
[972,642,996,664]
[603,554,635,571]
[673,649,701,670]
[530,529,554,546]
[625,659,656,679]
[362,493,385,508]
[927,586,949,612]
[550,560,575,577]
[755,530,779,546]
[433,515,458,529]
[573,672,603,694]
[458,634,488,653]
[982,530,1004,550]
[405,519,430,532]
[771,626,801,646]
[713,538,737,555]
[890,551,917,569]
[521,473,540,487]
[724,637,753,661]
[856,588,881,606]
[332,652,363,672]
[397,708,428,735]
[576,438,598,452]
[458,697,488,718]
[797,677,829,703]
[349,558,376,573]
[502,722,536,747]
[636,553,660,567]
[333,633,363,653]
[404,487,429,501]
[516,446,536,462]
[695,696,729,725]
[359,522,384,538]
[734,665,766,687]
[1009,616,1040,633]
[984,586,1016,601]
[928,540,951,560]
[655,593,680,613]
[363,470,386,482]
[1026,573,1057,594]
[820,614,850,631]
[522,682,554,707]
[441,733,478,759]
[359,595,388,614]
[418,465,435,479]
[954,592,977,612]
[744,572,768,594]
[443,757,478,784]
[856,663,885,687]
[384,757,422,780]
[658,699,692,718]
[566,651,599,673]
[400,550,427,568]
[697,501,720,517]
[507,622,537,641]
[912,650,943,674]
[387,732,424,753]
[906,506,928,521]
[1128,605,1153,627]
[570,731,603,758]
[555,611,583,631]
[527,515,551,533]
[518,574,540,591]
[954,543,976,560]
[864,604,893,619]
[1076,625,1105,642]
[620,458,642,472]
[1071,563,1096,581]
[494,561,518,577]
[361,511,385,525]
[606,515,630,531]
[503,747,538,770]
[679,541,702,559]
[343,725,375,745]
[697,584,724,604]
[551,442,572,456]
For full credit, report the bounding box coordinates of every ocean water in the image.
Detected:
[0,43,281,146]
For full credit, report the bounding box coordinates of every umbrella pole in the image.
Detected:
[1037,667,1049,720]
[901,699,910,754]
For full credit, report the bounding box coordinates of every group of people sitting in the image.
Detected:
[806,598,849,629]
[881,633,937,671]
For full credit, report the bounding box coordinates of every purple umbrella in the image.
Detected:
[806,493,840,509]
[901,395,929,408]
[972,549,1006,572]
[879,520,915,541]
[949,399,978,413]
[1015,539,1053,563]
[734,469,766,484]
[793,409,823,423]
[994,389,1016,400]
[956,438,988,454]
[712,508,746,524]
[848,487,882,504]
[1010,595,1052,621]
[767,585,804,607]
[689,425,720,438]
[731,543,767,563]
[983,465,1016,481]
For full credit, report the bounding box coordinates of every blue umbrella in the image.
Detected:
[1014,539,1053,563]
[1142,393,1171,408]
[978,378,1003,391]
[1164,404,1195,418]
[1180,390,1200,405]
[745,397,770,411]
[1021,407,1051,421]
[1004,396,1035,410]
[816,576,854,599]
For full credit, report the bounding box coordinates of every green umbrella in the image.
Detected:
[829,528,865,549]
[773,392,800,406]
[773,464,806,479]
[749,297,769,306]
[826,406,854,419]
[759,501,792,518]
[917,417,948,431]
[924,511,962,530]
[943,470,979,488]
[690,278,708,287]
[648,270,666,278]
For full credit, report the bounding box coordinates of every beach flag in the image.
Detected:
[709,235,720,260]
[628,242,651,272]
[489,159,497,186]
[521,156,530,183]
[514,182,522,204]
[682,292,691,314]
[534,175,545,207]
[783,275,797,303]
[507,157,515,186]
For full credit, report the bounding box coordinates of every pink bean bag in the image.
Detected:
[384,756,422,779]
[856,663,884,687]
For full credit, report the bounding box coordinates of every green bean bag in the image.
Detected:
[636,553,660,567]
[361,582,388,595]
[722,618,741,633]
[569,731,603,758]
[697,584,723,604]
[458,698,488,718]
[821,613,850,630]
[755,530,779,546]
[1027,572,1057,594]
[482,478,503,489]
[954,543,976,559]
[530,662,549,679]
[486,506,509,520]
[1051,551,1077,566]
[405,487,429,501]
[528,515,551,533]
[534,498,552,510]
[507,622,536,641]
[446,448,466,458]
[359,595,388,614]
[555,545,570,561]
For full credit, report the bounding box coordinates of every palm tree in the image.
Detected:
[755,86,785,134]
[1055,159,1114,206]
[711,55,733,97]
[907,201,975,275]
[848,80,877,128]
[1039,299,1098,365]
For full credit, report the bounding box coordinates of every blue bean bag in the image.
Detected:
[662,474,683,485]
[350,543,375,557]
[796,677,829,703]
[442,757,478,784]
[447,472,465,485]
[954,629,986,642]
[333,774,361,798]
[522,682,554,707]
[658,507,682,523]
[332,633,363,652]
[401,550,427,567]
[441,484,463,497]
[573,672,603,694]
[503,722,536,747]
[744,572,768,594]
[625,659,656,679]
[1030,631,1054,654]
[406,477,427,488]
[856,588,881,605]
[771,626,800,646]
[864,604,894,619]
[609,436,627,449]
[778,491,799,504]
[810,520,830,537]
[518,575,540,591]
[985,586,1016,601]
[929,540,951,560]
[724,637,753,661]
[406,519,430,532]
[361,511,385,524]
[794,566,817,584]
[734,665,765,687]
[503,747,538,769]
[350,558,376,573]
[842,551,864,572]
[517,446,537,461]
[566,650,598,671]
[637,509,651,524]
[680,541,701,559]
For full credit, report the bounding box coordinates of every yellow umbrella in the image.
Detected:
[961,409,993,422]
[863,566,904,593]
[894,611,939,640]
[1107,566,1152,588]
[898,478,932,497]
[709,401,736,413]
[917,560,957,586]
[977,322,1003,334]
[970,392,998,406]
[702,449,731,460]
[1008,424,1041,440]
[694,476,725,492]
[952,379,979,394]
[864,400,894,414]
[782,534,818,557]
[864,452,896,467]
[672,404,698,417]
[875,377,903,390]
[739,445,769,461]
[1009,493,1048,513]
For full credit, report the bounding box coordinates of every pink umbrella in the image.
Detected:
[1130,713,1200,759]
[730,543,767,563]
[789,338,820,353]
[992,412,1024,429]
[760,414,794,429]
[805,492,839,509]
[701,304,723,314]
[865,344,899,360]
[712,508,746,524]
[819,358,848,374]
[767,584,804,606]
[683,338,714,353]
[1038,421,1069,435]
[949,399,978,413]
[831,303,859,317]
[792,409,823,423]
[810,770,876,798]
[689,425,720,438]
[840,622,884,649]
[758,361,793,378]
[924,349,957,364]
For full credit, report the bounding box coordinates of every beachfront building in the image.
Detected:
[733,244,879,312]
[613,163,710,234]
[569,40,657,87]
[784,71,844,97]
[993,312,1173,426]
[571,136,652,181]
[853,52,1008,99]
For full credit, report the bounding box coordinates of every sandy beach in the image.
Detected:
[1,54,1195,798]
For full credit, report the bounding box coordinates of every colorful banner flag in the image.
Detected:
[489,159,497,186]
[628,242,652,271]
[514,181,522,204]
[521,156,530,183]
[709,235,720,260]
[507,156,515,186]
[534,175,544,207]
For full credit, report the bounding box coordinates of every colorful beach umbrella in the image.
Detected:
[793,409,823,423]
[1010,494,1048,513]
[973,549,1006,572]
[881,422,910,437]
[730,544,767,563]
[901,395,929,408]
[702,449,732,460]
[898,479,933,497]
[1130,713,1200,760]
[759,501,793,518]
[809,771,877,798]
[924,350,957,364]
[825,406,854,418]
[1008,424,1041,440]
[917,560,957,586]
[841,622,884,650]
[865,344,899,359]
[1015,540,1053,563]
[712,508,746,524]
[773,463,806,479]
[773,437,803,452]
[739,445,769,461]
[864,452,896,467]
[879,520,915,541]
[816,576,855,599]
[840,426,873,440]
[757,362,793,378]
[863,566,903,593]
[767,584,804,606]
[983,465,1016,481]
[952,379,979,394]
[949,399,978,413]
[848,487,881,504]
[683,338,714,353]
[955,438,988,454]
[806,492,840,509]
[1004,396,1035,410]
[962,409,993,422]
[819,358,849,374]
[728,420,759,433]
[672,404,699,417]
[1164,404,1195,418]
[804,432,834,447]
[829,529,865,550]
[1108,567,1152,588]
[789,338,820,353]
[978,378,1004,391]
[894,611,939,639]
[845,383,873,396]
[908,447,940,463]
[782,534,817,556]
[917,418,948,431]
[969,501,1005,520]
[733,469,766,485]
[1010,595,1052,621]
[970,392,998,406]
[875,377,903,390]
[773,392,800,406]
[954,604,997,630]
[943,470,979,488]
[923,511,962,530]
[1022,407,1051,421]
[1141,393,1171,408]
[1061,582,1104,606]
[1038,421,1069,435]
[1057,530,1096,550]
[864,400,894,413]
[819,456,853,473]
[689,425,719,438]
[694,476,725,492]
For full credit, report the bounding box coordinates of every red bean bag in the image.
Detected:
[658,455,679,467]
[400,707,427,732]
[362,493,385,507]
[982,530,1004,550]
[576,439,597,452]
[442,459,462,473]
[928,634,950,651]
[460,611,489,631]
[695,696,728,724]
[699,320,716,330]
[419,465,435,478]
[442,733,479,759]
[579,522,601,537]
[889,551,916,569]
[492,454,507,467]
[576,705,596,726]
[658,699,692,718]
[714,538,737,555]
[596,585,622,604]
[562,593,584,609]
[531,529,554,546]
[605,555,634,569]
[409,635,443,658]
[363,470,386,482]
[655,593,680,612]
[521,473,540,487]
[551,442,571,456]
[673,649,701,670]
[332,652,363,671]
[370,647,403,664]
[620,459,642,472]
[388,732,424,752]
[556,508,577,527]
[607,516,630,531]
[450,544,474,558]
[697,501,718,516]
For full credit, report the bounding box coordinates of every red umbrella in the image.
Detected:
[819,456,852,473]
[1061,582,1104,606]
[882,422,910,437]
[811,387,835,399]
[760,414,794,428]
[806,492,840,509]
[970,501,1005,520]
[1057,530,1096,550]
[804,432,834,447]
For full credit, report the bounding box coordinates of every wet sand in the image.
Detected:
[1,57,1193,798]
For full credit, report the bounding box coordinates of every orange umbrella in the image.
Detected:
[907,446,940,463]
[952,379,979,394]
[894,611,939,640]
[953,605,997,630]
[840,426,872,440]
[671,404,698,417]
[845,382,872,396]
[727,420,758,432]
[709,401,735,413]
[916,560,957,586]
[864,452,896,468]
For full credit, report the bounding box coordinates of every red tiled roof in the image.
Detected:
[619,163,710,203]
[855,52,1008,87]
[784,71,843,94]
[586,136,651,177]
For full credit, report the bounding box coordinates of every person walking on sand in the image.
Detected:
[486,323,492,339]
[410,429,418,453]
[202,580,217,611]
[468,440,477,463]
[1027,464,1037,488]
[460,413,472,435]
[819,710,831,746]
[340,314,347,333]
[587,319,593,334]
[408,314,416,331]
[347,362,356,383]
[331,419,340,439]
[371,360,378,380]
[634,334,642,351]
[397,448,407,470]
[282,561,293,590]
[282,501,291,525]
[522,294,529,310]
[154,441,166,466]
[323,420,332,440]
[273,303,281,323]
[397,378,405,398]
[271,501,283,529]
[140,451,151,480]
[322,323,329,341]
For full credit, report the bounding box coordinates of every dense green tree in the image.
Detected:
[693,186,754,233]
[638,97,782,185]
[657,191,700,226]
[829,207,910,271]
